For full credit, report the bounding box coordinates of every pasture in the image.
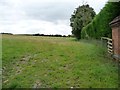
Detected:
[2,35,118,88]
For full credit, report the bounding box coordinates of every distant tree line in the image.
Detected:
[1,33,73,37]
[33,34,73,37]
[1,33,13,35]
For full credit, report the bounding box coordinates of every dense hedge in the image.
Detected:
[81,2,120,39]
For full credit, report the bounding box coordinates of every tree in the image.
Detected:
[81,2,120,39]
[70,4,96,39]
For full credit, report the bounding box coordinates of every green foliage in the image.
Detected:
[70,4,96,40]
[81,2,120,39]
[9,81,19,89]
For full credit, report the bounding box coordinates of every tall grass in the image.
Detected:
[2,35,118,88]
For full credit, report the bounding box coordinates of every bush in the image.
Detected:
[81,2,120,39]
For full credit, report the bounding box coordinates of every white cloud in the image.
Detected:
[0,19,71,35]
[87,0,108,14]
[0,0,108,35]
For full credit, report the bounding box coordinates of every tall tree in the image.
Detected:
[70,4,96,39]
[81,2,120,39]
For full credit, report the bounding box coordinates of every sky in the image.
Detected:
[0,0,108,35]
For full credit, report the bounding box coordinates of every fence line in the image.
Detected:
[101,37,113,55]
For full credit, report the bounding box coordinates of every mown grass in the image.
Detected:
[2,35,118,88]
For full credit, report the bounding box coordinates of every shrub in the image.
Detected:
[81,2,120,39]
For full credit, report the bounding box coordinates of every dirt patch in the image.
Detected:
[12,55,33,75]
[33,80,41,88]
[3,79,9,84]
[15,66,22,75]
[20,55,32,64]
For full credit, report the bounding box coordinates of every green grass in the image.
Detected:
[2,35,118,88]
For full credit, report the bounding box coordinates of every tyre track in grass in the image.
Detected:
[3,54,38,85]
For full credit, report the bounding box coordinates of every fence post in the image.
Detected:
[101,37,113,55]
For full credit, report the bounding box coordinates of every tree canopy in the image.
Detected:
[70,4,96,40]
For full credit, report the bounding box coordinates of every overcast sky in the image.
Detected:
[0,0,108,35]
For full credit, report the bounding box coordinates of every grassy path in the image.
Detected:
[2,35,118,88]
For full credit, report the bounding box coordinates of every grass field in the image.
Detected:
[2,35,118,88]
